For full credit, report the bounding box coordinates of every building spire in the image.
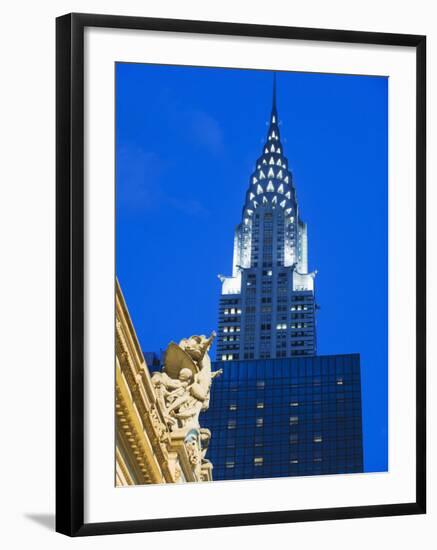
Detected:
[272,72,277,113]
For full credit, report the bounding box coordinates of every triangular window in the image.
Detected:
[277,158,282,166]
[284,176,289,183]
[285,208,292,216]
[259,170,266,179]
[272,196,278,205]
[270,144,275,153]
[262,159,267,164]
[268,168,275,178]
[280,200,286,208]
[267,181,275,192]
[269,157,274,165]
[252,176,258,184]
[277,184,284,194]
[285,191,291,199]
[257,184,264,195]
[249,192,255,200]
[262,196,268,205]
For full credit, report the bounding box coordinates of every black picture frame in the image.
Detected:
[56,12,426,537]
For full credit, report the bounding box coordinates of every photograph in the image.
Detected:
[115,63,388,485]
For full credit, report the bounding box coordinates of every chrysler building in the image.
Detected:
[217,77,318,361]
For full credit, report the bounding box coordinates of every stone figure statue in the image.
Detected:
[151,332,222,433]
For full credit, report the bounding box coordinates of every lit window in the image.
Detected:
[253,201,258,208]
[221,355,227,361]
[227,354,233,360]
[246,209,253,216]
[267,167,275,178]
[272,115,276,123]
[256,402,264,409]
[249,192,255,200]
[267,270,273,276]
[223,327,228,333]
[262,196,268,205]
[259,170,266,179]
[256,418,264,427]
[227,420,236,429]
[224,308,229,314]
[314,457,322,462]
[252,176,258,184]
[257,381,265,389]
[284,176,289,183]
[236,327,241,332]
[280,200,286,208]
[290,459,299,464]
[269,157,274,165]
[257,184,264,195]
[229,327,234,333]
[254,457,264,466]
[337,377,344,385]
[237,308,242,314]
[264,147,269,154]
[262,159,267,164]
[229,403,237,411]
[225,461,235,468]
[313,435,323,443]
[277,184,284,194]
[277,170,283,179]
[285,191,291,199]
[289,416,299,425]
[276,158,282,166]
[272,196,277,205]
[266,181,274,192]
[277,147,281,154]
[290,434,298,444]
[290,402,299,407]
[285,208,292,216]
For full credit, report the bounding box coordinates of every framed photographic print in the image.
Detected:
[56,13,426,536]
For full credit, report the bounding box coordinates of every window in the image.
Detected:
[227,420,236,429]
[256,418,264,428]
[225,461,235,468]
[229,403,237,411]
[337,377,344,385]
[290,459,299,464]
[257,380,265,389]
[289,416,299,425]
[254,457,264,466]
[256,402,264,409]
[313,435,323,443]
[290,402,299,407]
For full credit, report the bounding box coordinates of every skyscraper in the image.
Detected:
[217,76,317,363]
[204,76,364,480]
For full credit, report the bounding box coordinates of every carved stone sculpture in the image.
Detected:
[152,332,222,432]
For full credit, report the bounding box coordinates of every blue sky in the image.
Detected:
[115,63,388,473]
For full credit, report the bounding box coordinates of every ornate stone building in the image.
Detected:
[115,279,214,485]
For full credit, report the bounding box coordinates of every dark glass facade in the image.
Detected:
[203,354,363,480]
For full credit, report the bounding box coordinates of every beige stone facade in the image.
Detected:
[115,279,213,486]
